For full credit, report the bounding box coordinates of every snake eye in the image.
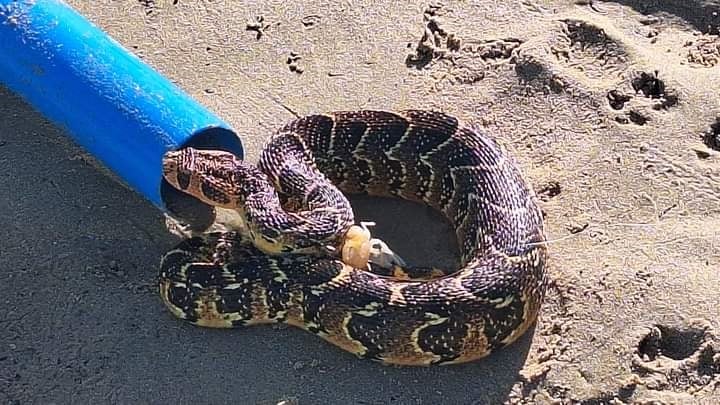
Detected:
[175,171,191,190]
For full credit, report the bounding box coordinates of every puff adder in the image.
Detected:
[160,110,548,366]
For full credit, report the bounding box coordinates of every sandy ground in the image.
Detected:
[1,0,720,404]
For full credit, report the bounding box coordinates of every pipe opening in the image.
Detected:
[179,126,244,157]
[160,126,244,231]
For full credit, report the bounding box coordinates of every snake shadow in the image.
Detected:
[0,86,535,405]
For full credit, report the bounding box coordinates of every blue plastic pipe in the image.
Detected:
[0,0,243,209]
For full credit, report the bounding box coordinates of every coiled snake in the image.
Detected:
[160,110,548,365]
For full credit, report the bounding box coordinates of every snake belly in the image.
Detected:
[159,110,548,366]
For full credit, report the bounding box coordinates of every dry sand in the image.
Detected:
[1,0,719,404]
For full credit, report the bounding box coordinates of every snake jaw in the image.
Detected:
[341,225,372,269]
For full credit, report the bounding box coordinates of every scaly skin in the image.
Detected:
[159,110,548,365]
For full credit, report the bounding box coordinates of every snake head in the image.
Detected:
[340,225,371,269]
[162,148,246,209]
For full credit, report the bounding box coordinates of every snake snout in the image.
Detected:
[162,149,199,192]
[162,152,178,176]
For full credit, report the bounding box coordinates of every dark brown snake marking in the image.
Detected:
[160,110,548,366]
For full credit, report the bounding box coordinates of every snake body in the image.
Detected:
[160,110,548,365]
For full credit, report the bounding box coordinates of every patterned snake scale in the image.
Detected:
[160,110,548,366]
